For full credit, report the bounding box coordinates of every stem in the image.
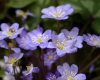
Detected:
[79,47,96,70]
[56,20,61,32]
[80,54,100,72]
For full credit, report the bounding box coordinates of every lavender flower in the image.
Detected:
[0,23,24,39]
[0,40,8,49]
[48,32,75,57]
[41,4,74,20]
[22,64,39,76]
[83,34,100,47]
[28,26,51,48]
[45,72,57,80]
[16,9,34,21]
[44,49,59,69]
[4,48,23,65]
[57,63,86,80]
[61,27,83,51]
[16,30,36,50]
[3,72,15,80]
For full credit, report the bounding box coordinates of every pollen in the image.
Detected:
[38,38,43,43]
[67,76,73,80]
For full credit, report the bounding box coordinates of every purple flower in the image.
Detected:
[44,49,59,69]
[22,64,39,76]
[0,40,8,49]
[83,34,100,47]
[4,48,23,65]
[61,27,83,51]
[16,30,36,50]
[41,4,74,20]
[28,26,51,48]
[3,72,15,80]
[57,63,86,80]
[0,23,24,39]
[45,72,57,80]
[48,32,75,57]
[16,9,34,21]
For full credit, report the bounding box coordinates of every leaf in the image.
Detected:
[8,0,35,8]
[80,0,94,14]
[92,18,100,34]
[94,10,100,18]
[0,69,5,77]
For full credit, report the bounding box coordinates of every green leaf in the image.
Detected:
[92,18,100,34]
[0,69,5,77]
[94,10,100,18]
[8,0,35,8]
[80,0,94,14]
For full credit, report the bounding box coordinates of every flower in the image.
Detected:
[45,72,57,80]
[0,40,8,49]
[4,48,23,65]
[57,63,86,80]
[28,26,51,48]
[3,72,15,80]
[61,27,83,51]
[0,23,24,39]
[22,64,39,76]
[16,9,34,21]
[41,4,74,20]
[16,30,36,50]
[48,32,75,57]
[43,49,59,69]
[83,34,100,47]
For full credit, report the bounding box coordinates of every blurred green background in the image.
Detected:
[0,0,100,80]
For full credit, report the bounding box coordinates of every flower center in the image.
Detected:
[8,58,16,64]
[48,55,54,60]
[67,76,73,80]
[7,28,16,37]
[56,41,65,50]
[38,38,43,43]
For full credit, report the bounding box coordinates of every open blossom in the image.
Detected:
[16,30,36,50]
[83,34,100,47]
[28,26,51,48]
[4,48,23,65]
[41,4,74,20]
[22,64,39,76]
[0,23,24,39]
[43,49,59,69]
[57,63,86,80]
[16,9,34,21]
[48,32,76,57]
[61,27,83,51]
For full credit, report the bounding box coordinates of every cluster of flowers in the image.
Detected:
[0,3,100,80]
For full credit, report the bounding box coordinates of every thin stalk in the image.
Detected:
[79,47,96,70]
[80,54,100,72]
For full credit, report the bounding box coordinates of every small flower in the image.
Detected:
[16,30,36,50]
[0,23,24,39]
[83,34,100,47]
[41,4,74,20]
[43,49,59,69]
[4,48,23,65]
[48,32,75,57]
[22,64,39,76]
[3,72,15,80]
[45,72,57,80]
[57,63,86,80]
[61,27,83,51]
[0,40,8,49]
[28,26,51,48]
[16,9,34,21]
